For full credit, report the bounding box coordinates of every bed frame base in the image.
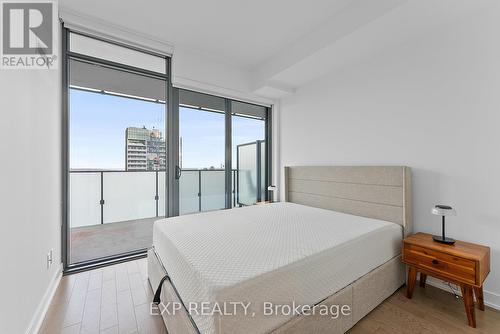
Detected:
[147,248,405,334]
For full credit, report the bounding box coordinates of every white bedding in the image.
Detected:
[153,202,402,334]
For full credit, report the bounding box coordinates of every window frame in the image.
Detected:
[62,27,272,273]
[62,26,171,273]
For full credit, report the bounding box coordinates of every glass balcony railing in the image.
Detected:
[69,169,240,228]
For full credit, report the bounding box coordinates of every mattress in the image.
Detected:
[152,202,402,334]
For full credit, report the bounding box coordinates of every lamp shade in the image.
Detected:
[431,205,456,216]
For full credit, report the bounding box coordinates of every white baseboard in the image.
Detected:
[25,263,63,334]
[425,277,500,310]
[484,290,500,310]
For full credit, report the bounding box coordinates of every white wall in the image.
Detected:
[0,55,62,333]
[174,50,275,106]
[172,45,273,106]
[279,6,500,307]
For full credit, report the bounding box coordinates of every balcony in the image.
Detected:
[69,139,266,265]
[69,168,263,264]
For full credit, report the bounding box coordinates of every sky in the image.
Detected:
[70,89,265,170]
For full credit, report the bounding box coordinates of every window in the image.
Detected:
[64,30,168,267]
[63,30,272,271]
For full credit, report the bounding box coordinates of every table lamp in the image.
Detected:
[432,205,456,245]
[267,185,277,202]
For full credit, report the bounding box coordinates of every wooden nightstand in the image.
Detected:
[402,232,490,328]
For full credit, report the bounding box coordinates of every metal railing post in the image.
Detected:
[198,170,202,212]
[256,140,262,203]
[233,170,236,207]
[155,171,159,217]
[100,171,104,224]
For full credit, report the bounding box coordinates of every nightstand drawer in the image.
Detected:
[404,244,476,284]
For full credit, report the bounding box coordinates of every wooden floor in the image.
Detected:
[40,258,166,334]
[348,283,500,334]
[41,259,500,334]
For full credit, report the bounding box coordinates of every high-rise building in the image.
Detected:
[125,126,166,171]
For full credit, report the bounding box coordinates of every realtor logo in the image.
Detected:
[1,1,58,69]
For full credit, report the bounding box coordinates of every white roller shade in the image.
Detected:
[179,89,225,112]
[69,32,167,74]
[69,59,166,102]
[232,101,267,119]
[179,90,268,117]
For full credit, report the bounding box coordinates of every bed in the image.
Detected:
[148,166,412,334]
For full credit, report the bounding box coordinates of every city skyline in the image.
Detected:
[69,89,265,171]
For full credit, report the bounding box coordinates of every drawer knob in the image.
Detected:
[432,259,439,265]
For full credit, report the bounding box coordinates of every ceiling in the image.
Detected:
[60,0,498,100]
[60,0,354,69]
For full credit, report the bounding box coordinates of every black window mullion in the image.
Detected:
[265,107,272,201]
[168,87,179,217]
[224,99,232,209]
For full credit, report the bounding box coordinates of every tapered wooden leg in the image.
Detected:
[419,273,427,288]
[406,267,418,299]
[460,285,476,328]
[473,286,485,311]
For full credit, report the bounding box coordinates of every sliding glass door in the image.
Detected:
[178,90,226,214]
[175,90,271,214]
[64,31,168,267]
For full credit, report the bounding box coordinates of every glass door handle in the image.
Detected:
[175,165,182,179]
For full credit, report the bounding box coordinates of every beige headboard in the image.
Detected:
[284,166,412,237]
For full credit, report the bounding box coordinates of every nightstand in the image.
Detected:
[402,232,490,328]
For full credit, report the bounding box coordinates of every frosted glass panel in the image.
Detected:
[180,170,199,215]
[70,172,101,228]
[201,170,225,211]
[232,109,266,207]
[103,172,157,223]
[238,144,258,205]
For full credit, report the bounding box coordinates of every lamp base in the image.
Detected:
[432,235,456,245]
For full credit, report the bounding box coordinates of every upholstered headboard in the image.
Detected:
[284,166,412,237]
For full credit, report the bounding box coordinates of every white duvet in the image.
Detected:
[153,202,401,334]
